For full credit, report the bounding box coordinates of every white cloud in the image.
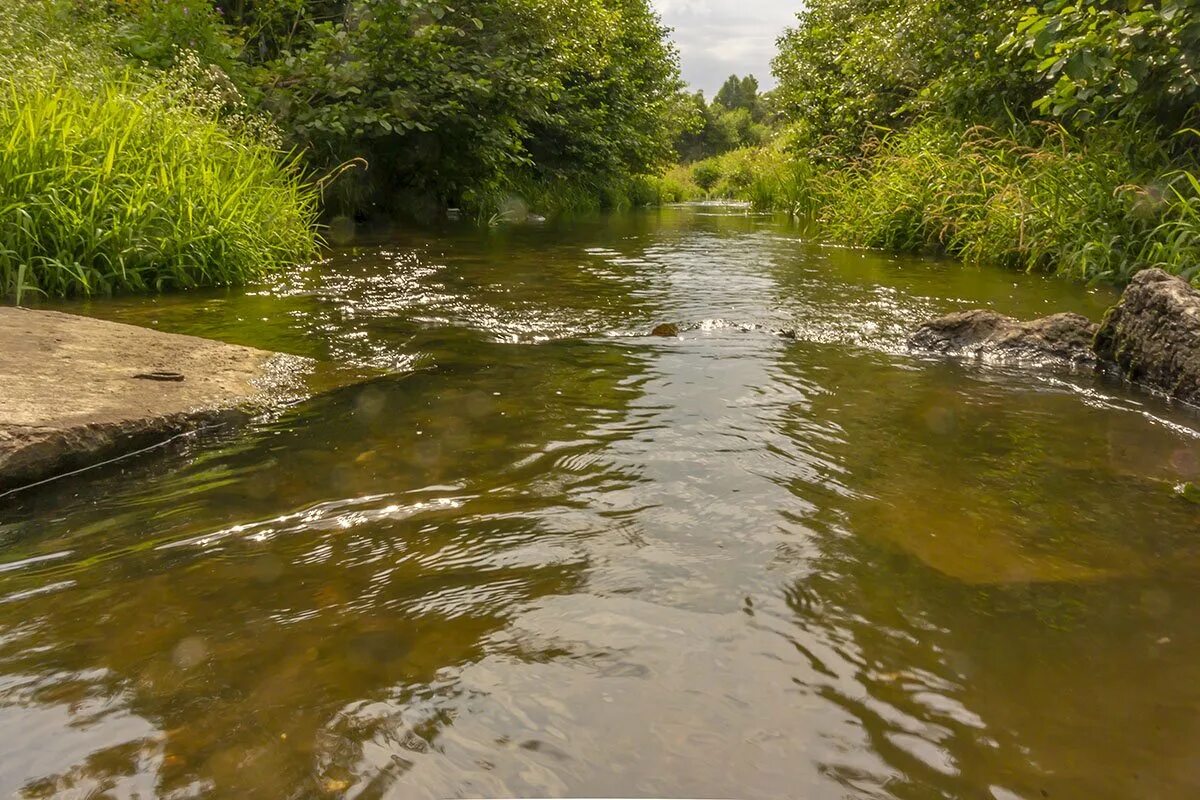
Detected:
[653,0,800,96]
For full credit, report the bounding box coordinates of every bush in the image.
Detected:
[1005,0,1200,131]
[631,170,700,205]
[692,161,722,191]
[750,0,1200,285]
[253,0,683,216]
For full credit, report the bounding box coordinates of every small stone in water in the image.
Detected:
[651,323,680,337]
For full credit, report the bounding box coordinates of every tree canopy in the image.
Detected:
[108,0,685,214]
[673,74,771,162]
[772,0,1200,156]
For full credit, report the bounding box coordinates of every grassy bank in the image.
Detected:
[467,171,698,223]
[681,120,1200,285]
[0,76,318,300]
[0,4,317,300]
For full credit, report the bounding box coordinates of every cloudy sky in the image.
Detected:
[653,0,800,97]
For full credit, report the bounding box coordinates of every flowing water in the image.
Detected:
[3,205,1200,800]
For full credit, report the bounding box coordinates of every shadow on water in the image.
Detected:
[2,205,1200,798]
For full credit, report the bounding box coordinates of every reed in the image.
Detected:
[822,120,1200,284]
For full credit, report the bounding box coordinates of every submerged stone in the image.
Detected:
[1093,268,1200,406]
[650,323,680,337]
[0,307,311,493]
[908,309,1098,365]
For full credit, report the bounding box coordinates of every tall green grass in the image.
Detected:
[0,76,318,300]
[687,119,1200,285]
[0,2,318,300]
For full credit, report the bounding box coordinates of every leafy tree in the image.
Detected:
[1004,0,1200,130]
[673,76,770,162]
[772,0,1028,155]
[105,0,683,215]
[772,0,1200,156]
[715,74,763,118]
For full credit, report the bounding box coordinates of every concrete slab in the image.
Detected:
[0,306,311,492]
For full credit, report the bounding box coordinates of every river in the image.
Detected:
[2,205,1199,799]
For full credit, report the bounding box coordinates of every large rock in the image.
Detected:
[1093,268,1200,405]
[0,307,310,493]
[908,309,1098,365]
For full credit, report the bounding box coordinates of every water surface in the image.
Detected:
[3,205,1200,799]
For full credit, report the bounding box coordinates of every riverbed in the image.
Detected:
[2,205,1199,799]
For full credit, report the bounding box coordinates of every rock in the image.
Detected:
[0,307,311,493]
[1093,268,1200,406]
[647,320,798,339]
[650,323,680,337]
[908,309,1098,365]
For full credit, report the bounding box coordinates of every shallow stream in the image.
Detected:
[3,205,1200,799]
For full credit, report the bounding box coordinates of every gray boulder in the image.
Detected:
[1094,268,1200,405]
[908,309,1098,365]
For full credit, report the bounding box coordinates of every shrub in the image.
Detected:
[692,161,722,192]
[697,117,1200,284]
[1005,0,1200,131]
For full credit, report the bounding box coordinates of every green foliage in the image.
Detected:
[1005,0,1200,130]
[773,0,1200,150]
[251,0,682,215]
[471,169,694,221]
[0,0,684,301]
[692,160,722,191]
[673,76,771,162]
[756,0,1200,285]
[772,0,1029,157]
[685,149,761,199]
[714,74,765,120]
[0,1,317,299]
[707,121,1200,284]
[109,0,243,73]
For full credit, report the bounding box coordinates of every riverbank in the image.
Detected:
[672,119,1200,286]
[0,0,685,303]
[0,307,311,493]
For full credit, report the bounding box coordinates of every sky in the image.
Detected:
[653,0,800,97]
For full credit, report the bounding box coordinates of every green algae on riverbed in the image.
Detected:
[2,206,1200,800]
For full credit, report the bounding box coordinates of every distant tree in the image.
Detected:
[715,73,764,119]
[672,81,769,162]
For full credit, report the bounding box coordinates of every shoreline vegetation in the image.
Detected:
[0,0,1197,299]
[0,0,686,299]
[669,0,1200,286]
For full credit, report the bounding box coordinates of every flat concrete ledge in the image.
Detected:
[0,307,311,492]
